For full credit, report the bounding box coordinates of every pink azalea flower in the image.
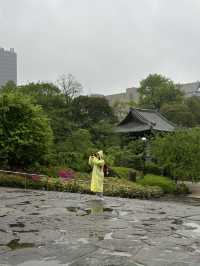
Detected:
[58,170,75,180]
[31,175,41,181]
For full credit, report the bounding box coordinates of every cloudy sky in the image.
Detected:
[0,0,200,95]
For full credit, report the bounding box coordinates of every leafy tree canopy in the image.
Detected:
[151,128,200,181]
[0,92,53,169]
[71,96,117,128]
[138,74,184,110]
[160,103,195,127]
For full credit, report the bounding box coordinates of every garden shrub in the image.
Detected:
[175,182,190,194]
[111,167,137,179]
[137,174,176,193]
[144,162,164,175]
[55,129,95,172]
[114,150,144,170]
[0,92,53,169]
[151,128,200,181]
[0,172,163,199]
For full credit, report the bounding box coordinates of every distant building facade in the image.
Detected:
[104,81,200,105]
[0,47,17,87]
[177,82,200,97]
[106,87,139,105]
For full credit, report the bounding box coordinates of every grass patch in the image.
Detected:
[137,174,187,194]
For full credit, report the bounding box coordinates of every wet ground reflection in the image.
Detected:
[1,188,200,266]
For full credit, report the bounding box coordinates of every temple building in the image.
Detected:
[116,108,176,136]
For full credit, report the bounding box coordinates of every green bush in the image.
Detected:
[111,167,137,180]
[0,171,189,198]
[114,151,144,170]
[175,183,190,194]
[137,174,176,193]
[55,129,95,172]
[151,128,200,181]
[144,162,163,175]
[0,92,53,168]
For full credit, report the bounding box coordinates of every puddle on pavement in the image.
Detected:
[16,201,31,205]
[12,229,39,233]
[9,222,25,228]
[156,196,200,207]
[89,231,105,241]
[102,249,132,257]
[0,228,7,233]
[172,219,183,225]
[66,207,79,212]
[16,260,62,266]
[66,206,113,216]
[158,211,166,214]
[0,239,35,250]
[184,222,200,233]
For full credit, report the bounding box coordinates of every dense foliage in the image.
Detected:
[0,78,118,171]
[138,74,184,110]
[137,174,189,194]
[0,92,53,168]
[0,172,163,199]
[151,128,200,181]
[0,72,200,190]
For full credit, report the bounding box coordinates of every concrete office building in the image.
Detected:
[104,82,200,105]
[0,47,17,87]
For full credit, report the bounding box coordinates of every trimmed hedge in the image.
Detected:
[137,174,189,194]
[0,173,163,199]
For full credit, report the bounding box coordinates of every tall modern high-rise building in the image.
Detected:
[0,47,17,87]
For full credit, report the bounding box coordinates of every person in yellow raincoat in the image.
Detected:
[88,150,105,198]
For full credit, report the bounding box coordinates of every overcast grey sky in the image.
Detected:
[0,0,200,95]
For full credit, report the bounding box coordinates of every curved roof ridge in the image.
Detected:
[130,108,153,126]
[132,107,157,112]
[153,109,177,127]
[131,108,156,126]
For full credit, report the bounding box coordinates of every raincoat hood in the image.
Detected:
[97,150,104,159]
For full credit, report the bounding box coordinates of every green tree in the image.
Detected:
[90,121,120,150]
[71,96,117,128]
[0,92,53,169]
[186,96,200,125]
[0,80,16,92]
[151,128,200,181]
[56,129,95,171]
[8,82,76,143]
[160,103,195,127]
[138,74,184,110]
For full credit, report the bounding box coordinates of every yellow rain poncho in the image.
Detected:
[89,150,105,193]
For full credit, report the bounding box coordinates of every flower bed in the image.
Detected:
[0,172,163,199]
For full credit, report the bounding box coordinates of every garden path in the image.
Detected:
[0,187,200,266]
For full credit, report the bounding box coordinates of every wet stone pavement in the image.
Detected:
[0,188,200,266]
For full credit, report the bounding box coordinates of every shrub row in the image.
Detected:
[0,173,163,199]
[137,174,189,194]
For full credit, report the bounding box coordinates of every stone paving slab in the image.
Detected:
[0,187,200,266]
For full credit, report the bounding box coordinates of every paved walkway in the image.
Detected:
[0,187,200,266]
